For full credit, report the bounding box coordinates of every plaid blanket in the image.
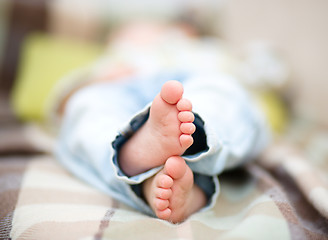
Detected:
[1,122,328,240]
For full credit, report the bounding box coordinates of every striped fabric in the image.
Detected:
[1,122,328,239]
[0,153,326,240]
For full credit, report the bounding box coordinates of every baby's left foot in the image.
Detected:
[143,156,206,223]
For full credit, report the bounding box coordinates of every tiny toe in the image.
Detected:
[180,123,196,135]
[160,80,184,104]
[155,188,172,199]
[178,111,195,123]
[164,156,186,180]
[180,134,194,149]
[177,98,192,111]
[156,208,171,220]
[157,174,174,188]
[154,198,170,211]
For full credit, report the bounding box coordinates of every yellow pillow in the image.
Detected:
[255,91,289,134]
[11,33,103,121]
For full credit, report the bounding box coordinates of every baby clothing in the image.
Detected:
[54,33,271,217]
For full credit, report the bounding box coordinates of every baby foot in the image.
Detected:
[119,80,196,176]
[143,156,206,223]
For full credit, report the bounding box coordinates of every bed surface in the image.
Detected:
[1,106,327,239]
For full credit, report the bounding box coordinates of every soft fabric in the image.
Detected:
[1,152,327,240]
[254,90,289,134]
[11,33,103,121]
[0,122,328,239]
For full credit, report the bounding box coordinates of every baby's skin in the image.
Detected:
[119,81,206,223]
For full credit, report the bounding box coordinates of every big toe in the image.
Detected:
[160,80,184,105]
[164,156,187,180]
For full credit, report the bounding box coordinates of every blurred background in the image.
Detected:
[0,0,327,130]
[1,2,328,235]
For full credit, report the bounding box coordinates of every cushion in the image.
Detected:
[11,33,103,121]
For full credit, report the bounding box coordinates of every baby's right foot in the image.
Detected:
[119,81,196,176]
[143,156,207,223]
